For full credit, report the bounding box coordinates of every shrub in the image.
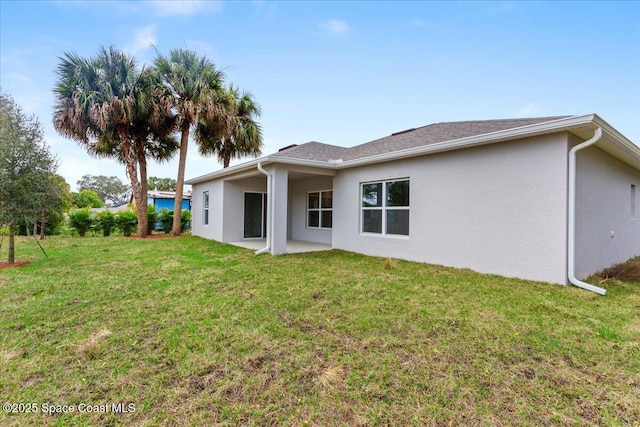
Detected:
[180,209,192,232]
[95,210,116,237]
[147,205,158,234]
[115,209,138,236]
[158,208,173,234]
[158,208,192,233]
[68,208,94,237]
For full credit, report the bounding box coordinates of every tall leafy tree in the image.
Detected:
[154,48,225,235]
[72,189,103,208]
[36,173,71,239]
[53,46,176,236]
[77,174,130,205]
[0,93,58,263]
[148,176,177,191]
[197,85,263,168]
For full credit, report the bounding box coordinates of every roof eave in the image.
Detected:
[185,156,338,185]
[592,114,640,170]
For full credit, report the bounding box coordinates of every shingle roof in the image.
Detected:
[273,116,571,162]
[272,141,348,162]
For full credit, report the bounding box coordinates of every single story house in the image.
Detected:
[186,114,640,294]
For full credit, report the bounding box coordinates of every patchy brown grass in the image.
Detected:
[382,257,396,270]
[0,261,30,269]
[1,236,639,426]
[599,258,640,282]
[76,328,112,359]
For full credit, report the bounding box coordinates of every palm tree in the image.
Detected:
[154,48,225,236]
[196,85,263,168]
[53,46,176,237]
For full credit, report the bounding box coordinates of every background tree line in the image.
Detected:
[73,174,178,208]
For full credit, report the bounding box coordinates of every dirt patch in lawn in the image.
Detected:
[0,261,30,269]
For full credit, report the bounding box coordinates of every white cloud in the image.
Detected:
[144,0,223,17]
[123,25,157,56]
[319,19,352,35]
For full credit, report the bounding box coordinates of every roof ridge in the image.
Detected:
[434,115,572,125]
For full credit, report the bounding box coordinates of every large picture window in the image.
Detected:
[308,190,332,229]
[203,191,209,225]
[361,179,409,236]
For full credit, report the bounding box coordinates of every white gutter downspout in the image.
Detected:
[255,163,272,255]
[568,127,606,295]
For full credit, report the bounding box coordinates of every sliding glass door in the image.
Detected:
[244,192,267,239]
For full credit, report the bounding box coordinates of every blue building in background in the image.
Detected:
[148,190,191,212]
[148,190,192,229]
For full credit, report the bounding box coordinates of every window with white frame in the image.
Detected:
[307,190,332,229]
[361,179,409,236]
[203,191,209,225]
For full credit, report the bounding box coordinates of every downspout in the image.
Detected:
[255,163,272,255]
[568,127,606,295]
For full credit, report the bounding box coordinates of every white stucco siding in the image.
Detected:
[222,176,267,242]
[574,145,640,279]
[289,176,333,245]
[333,134,570,283]
[191,180,225,241]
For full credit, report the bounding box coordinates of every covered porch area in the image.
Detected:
[229,239,332,254]
[221,162,336,255]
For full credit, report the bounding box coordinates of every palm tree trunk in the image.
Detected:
[131,162,147,238]
[124,153,145,238]
[137,140,149,236]
[8,223,15,264]
[120,129,146,238]
[223,139,231,168]
[172,122,190,236]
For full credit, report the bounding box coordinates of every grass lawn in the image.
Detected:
[1,236,639,426]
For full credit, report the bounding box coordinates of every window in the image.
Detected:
[361,179,409,236]
[632,184,637,220]
[203,191,209,225]
[307,190,332,229]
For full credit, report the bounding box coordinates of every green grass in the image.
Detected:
[1,236,639,426]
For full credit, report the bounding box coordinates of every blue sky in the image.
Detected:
[1,0,639,190]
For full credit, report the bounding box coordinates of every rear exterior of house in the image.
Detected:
[187,115,640,291]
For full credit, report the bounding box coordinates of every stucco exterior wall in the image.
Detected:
[574,144,640,278]
[222,176,267,242]
[289,176,333,245]
[332,134,570,284]
[191,180,225,241]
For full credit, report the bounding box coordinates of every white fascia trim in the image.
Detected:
[186,157,339,185]
[186,158,267,185]
[592,114,640,159]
